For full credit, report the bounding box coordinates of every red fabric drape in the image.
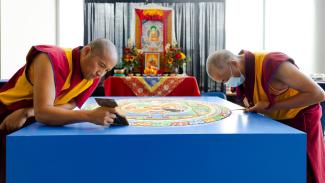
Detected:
[104,76,200,96]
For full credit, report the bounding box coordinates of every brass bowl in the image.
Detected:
[114,68,125,74]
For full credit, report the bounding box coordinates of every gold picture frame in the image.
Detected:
[145,52,160,69]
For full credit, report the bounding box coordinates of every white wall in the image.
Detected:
[0,0,84,79]
[225,0,264,53]
[314,0,325,74]
[58,0,84,47]
[0,0,56,79]
[226,0,316,75]
[265,0,314,75]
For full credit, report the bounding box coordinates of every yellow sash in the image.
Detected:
[54,49,93,105]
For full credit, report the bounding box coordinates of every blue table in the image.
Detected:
[7,97,306,183]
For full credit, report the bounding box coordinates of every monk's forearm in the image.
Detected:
[55,100,77,110]
[22,101,76,120]
[34,107,90,126]
[269,91,325,111]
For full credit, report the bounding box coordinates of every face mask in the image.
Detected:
[225,66,245,87]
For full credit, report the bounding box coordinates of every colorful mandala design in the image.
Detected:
[83,98,231,127]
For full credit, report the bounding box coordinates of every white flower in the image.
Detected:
[165,43,171,52]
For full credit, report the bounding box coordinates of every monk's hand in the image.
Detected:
[243,97,250,108]
[245,101,270,113]
[0,108,28,132]
[88,107,117,126]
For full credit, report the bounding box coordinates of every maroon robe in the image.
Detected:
[0,45,100,183]
[237,50,325,183]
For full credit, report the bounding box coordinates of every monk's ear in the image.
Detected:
[228,60,238,67]
[82,46,92,57]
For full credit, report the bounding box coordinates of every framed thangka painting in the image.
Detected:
[135,7,173,72]
[142,21,163,52]
[145,52,160,69]
[135,8,172,50]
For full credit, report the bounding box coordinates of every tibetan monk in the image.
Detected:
[0,38,118,183]
[206,49,325,183]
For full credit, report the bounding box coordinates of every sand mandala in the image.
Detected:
[83,98,231,127]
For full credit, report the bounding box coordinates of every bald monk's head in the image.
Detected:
[80,38,118,80]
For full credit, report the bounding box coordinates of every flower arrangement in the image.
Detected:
[165,43,188,69]
[122,45,143,74]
